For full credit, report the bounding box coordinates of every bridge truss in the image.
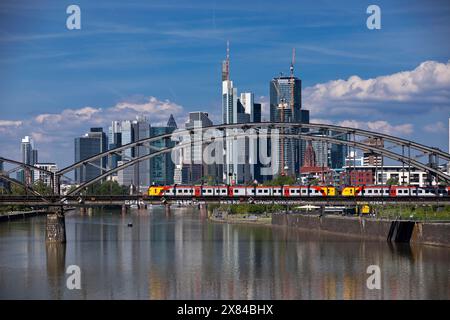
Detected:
[1,122,449,202]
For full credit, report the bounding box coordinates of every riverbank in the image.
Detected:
[0,209,47,222]
[272,213,450,247]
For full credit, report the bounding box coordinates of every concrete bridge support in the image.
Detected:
[46,206,66,243]
[79,207,86,215]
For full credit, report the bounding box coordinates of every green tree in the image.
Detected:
[33,180,52,195]
[386,177,399,186]
[263,175,296,186]
[10,184,26,195]
[86,180,127,195]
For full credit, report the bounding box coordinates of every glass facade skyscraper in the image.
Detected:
[74,128,107,183]
[269,76,309,177]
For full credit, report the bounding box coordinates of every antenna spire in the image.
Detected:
[226,40,230,80]
[290,47,296,77]
[221,41,230,81]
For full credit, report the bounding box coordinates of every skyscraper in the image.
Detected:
[149,115,177,185]
[363,137,383,166]
[74,128,107,183]
[182,112,217,184]
[220,44,261,184]
[21,136,38,165]
[270,74,309,177]
[132,115,150,188]
[18,136,38,184]
[108,121,122,169]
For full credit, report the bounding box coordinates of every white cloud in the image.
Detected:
[33,97,183,129]
[0,96,185,167]
[338,120,413,136]
[303,60,450,117]
[113,97,183,115]
[311,118,413,136]
[423,121,447,133]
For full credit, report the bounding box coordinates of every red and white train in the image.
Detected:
[148,185,450,197]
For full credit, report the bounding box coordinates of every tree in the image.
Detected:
[11,184,26,195]
[386,177,399,186]
[263,175,296,186]
[86,180,127,195]
[33,180,52,195]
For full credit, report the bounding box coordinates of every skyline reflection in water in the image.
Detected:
[0,207,448,299]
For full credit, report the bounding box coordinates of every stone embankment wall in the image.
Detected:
[272,214,450,247]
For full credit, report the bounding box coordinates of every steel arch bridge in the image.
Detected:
[1,122,449,201]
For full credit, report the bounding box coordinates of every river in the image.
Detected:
[0,207,448,299]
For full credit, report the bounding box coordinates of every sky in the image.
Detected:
[0,0,449,169]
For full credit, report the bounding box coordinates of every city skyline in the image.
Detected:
[0,0,449,168]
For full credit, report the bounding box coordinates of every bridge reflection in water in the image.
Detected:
[0,207,448,299]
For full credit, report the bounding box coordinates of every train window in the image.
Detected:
[222,189,226,193]
[368,190,372,194]
[264,189,268,193]
[257,190,262,193]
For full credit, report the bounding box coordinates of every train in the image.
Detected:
[148,185,450,197]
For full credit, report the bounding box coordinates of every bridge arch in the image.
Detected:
[57,122,450,179]
[64,129,450,197]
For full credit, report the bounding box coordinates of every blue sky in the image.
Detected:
[0,0,449,167]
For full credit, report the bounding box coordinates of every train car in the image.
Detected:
[341,186,363,196]
[283,186,336,197]
[361,186,390,197]
[149,184,449,198]
[199,186,228,196]
[148,186,165,196]
[245,186,273,197]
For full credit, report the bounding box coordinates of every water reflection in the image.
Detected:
[46,243,66,299]
[0,207,448,299]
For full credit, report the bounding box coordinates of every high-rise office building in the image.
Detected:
[182,112,218,184]
[363,137,383,166]
[108,121,122,169]
[310,131,346,170]
[33,163,58,186]
[269,75,310,177]
[220,44,261,184]
[132,115,150,188]
[149,115,177,185]
[21,136,38,165]
[18,136,38,184]
[74,128,107,183]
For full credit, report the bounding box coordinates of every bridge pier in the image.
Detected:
[121,204,128,215]
[79,207,86,215]
[46,206,66,243]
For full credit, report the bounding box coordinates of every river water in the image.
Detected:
[0,207,448,299]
